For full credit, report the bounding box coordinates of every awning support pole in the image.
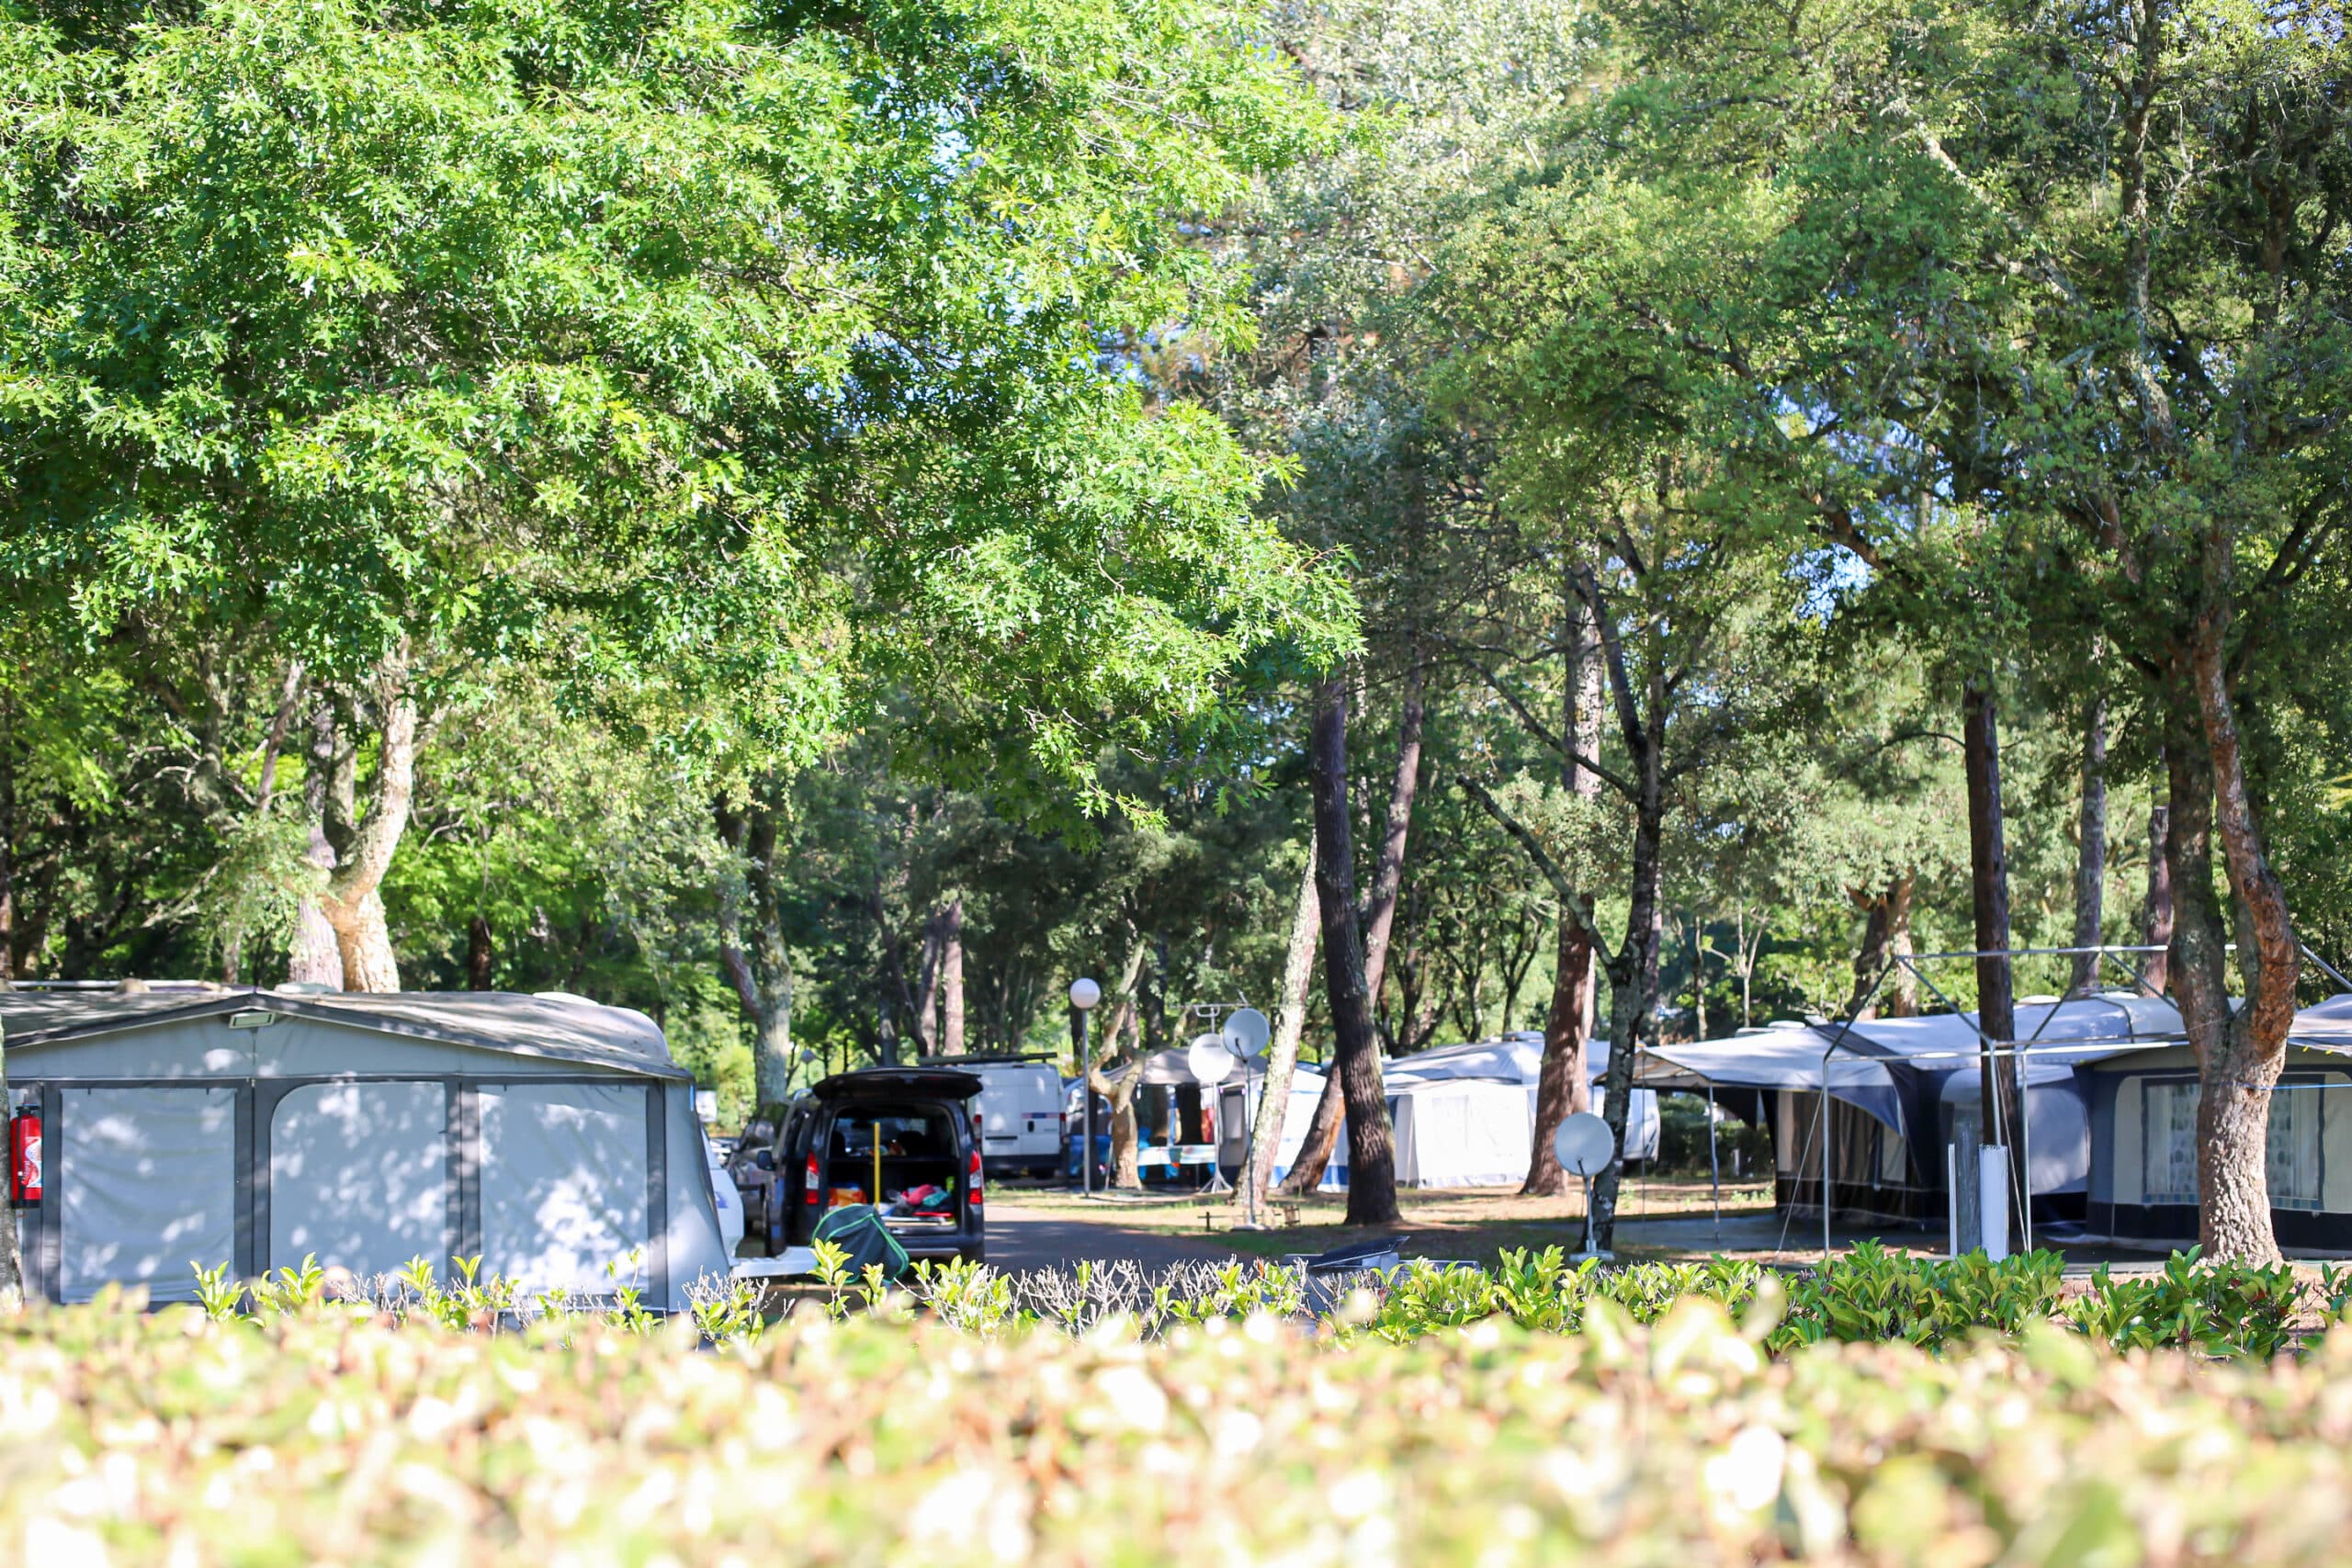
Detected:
[1707,1082,1720,1237]
[2021,1066,2034,1252]
[1822,1051,1832,1259]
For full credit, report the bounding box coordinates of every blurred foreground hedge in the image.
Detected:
[9,1293,2352,1564]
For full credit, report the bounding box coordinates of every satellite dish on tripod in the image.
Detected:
[1553,1113,1614,1177]
[1187,1032,1238,1086]
[1553,1112,1617,1262]
[1222,1007,1270,1058]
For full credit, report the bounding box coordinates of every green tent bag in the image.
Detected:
[812,1204,911,1282]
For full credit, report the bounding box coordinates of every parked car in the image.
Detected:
[749,1069,987,1265]
[919,1054,1063,1179]
[726,1100,797,1240]
[704,1127,747,1255]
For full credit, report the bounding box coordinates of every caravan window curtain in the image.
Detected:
[2268,1081,2323,1212]
[58,1086,237,1303]
[2141,1077,2323,1211]
[479,1083,650,1293]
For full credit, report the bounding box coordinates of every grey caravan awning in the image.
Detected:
[1636,1026,1908,1137]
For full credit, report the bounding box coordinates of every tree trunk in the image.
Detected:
[2189,591,2300,1260]
[1962,680,2025,1247]
[1306,673,1397,1226]
[287,769,345,991]
[1360,662,1425,1005]
[1521,914,1596,1195]
[312,660,416,993]
[717,795,798,1105]
[1082,937,1151,1190]
[2162,697,2272,1258]
[913,914,944,1056]
[2143,764,2174,998]
[1845,876,1917,1020]
[1689,915,1708,1041]
[1236,841,1318,1211]
[1588,737,1663,1253]
[1279,671,1422,1198]
[1885,879,1917,1017]
[0,1016,18,1307]
[941,897,966,1055]
[2071,679,2110,996]
[1526,584,1606,1195]
[0,705,14,985]
[467,914,494,990]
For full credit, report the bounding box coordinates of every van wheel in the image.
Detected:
[959,1246,986,1267]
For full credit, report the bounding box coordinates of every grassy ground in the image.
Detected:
[1006,1176,1782,1272]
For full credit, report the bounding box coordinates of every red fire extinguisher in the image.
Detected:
[10,1108,41,1207]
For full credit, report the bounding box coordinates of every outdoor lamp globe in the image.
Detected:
[1069,977,1102,1010]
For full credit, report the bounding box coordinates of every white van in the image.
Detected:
[922,1055,1063,1179]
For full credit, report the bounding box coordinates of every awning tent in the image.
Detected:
[0,988,729,1309]
[1216,1033,1662,1191]
[1390,1078,1532,1188]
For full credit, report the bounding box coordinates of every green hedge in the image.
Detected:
[12,1287,2352,1562]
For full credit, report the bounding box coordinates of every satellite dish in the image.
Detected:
[1553,1112,1615,1178]
[1187,1032,1237,1086]
[1223,1007,1271,1057]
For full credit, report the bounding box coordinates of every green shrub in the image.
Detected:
[15,1289,2352,1562]
[181,1242,2341,1359]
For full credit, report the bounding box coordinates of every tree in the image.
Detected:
[1306,676,1400,1225]
[1512,0,2352,1257]
[1,0,1354,990]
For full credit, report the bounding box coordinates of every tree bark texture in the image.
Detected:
[1522,916,1596,1196]
[1587,768,1661,1253]
[1962,680,2026,1247]
[2071,678,2110,996]
[1526,596,1606,1195]
[1279,671,1422,1199]
[914,915,944,1055]
[1586,574,1663,1254]
[286,772,345,990]
[2186,587,2300,1259]
[1237,842,1320,1210]
[311,657,416,992]
[1845,876,1917,1021]
[2143,775,2173,997]
[1306,673,1398,1226]
[940,896,966,1055]
[2161,701,2274,1258]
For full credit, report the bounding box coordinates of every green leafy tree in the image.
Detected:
[1,0,1353,987]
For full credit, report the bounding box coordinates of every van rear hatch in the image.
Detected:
[811,1069,982,1235]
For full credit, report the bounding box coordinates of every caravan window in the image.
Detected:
[480,1083,650,1293]
[2141,1077,2323,1211]
[271,1081,451,1279]
[2268,1080,2323,1211]
[58,1086,237,1303]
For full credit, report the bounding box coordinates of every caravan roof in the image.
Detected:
[0,987,684,1078]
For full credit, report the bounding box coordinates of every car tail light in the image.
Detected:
[967,1143,983,1208]
[804,1153,820,1205]
[10,1109,40,1206]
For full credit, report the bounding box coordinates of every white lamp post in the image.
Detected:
[1069,978,1101,1196]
